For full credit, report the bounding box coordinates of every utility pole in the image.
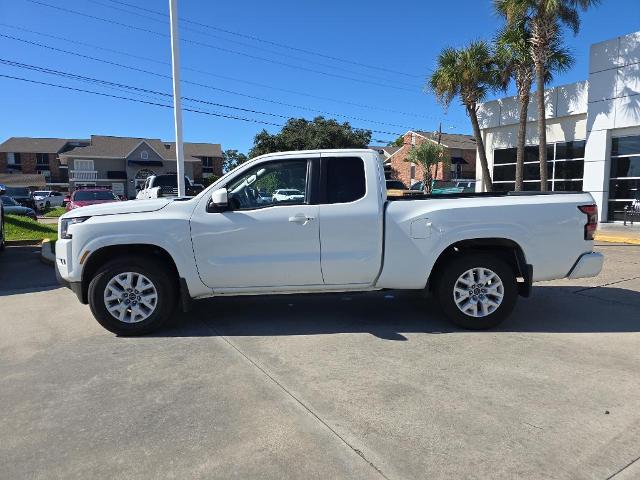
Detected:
[169,0,185,197]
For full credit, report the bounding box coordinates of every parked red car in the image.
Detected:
[66,189,121,211]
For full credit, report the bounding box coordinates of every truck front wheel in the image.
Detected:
[436,253,517,330]
[88,256,177,335]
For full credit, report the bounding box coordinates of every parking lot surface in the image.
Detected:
[1,244,640,479]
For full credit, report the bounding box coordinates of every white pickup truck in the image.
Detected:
[136,174,203,199]
[55,149,603,336]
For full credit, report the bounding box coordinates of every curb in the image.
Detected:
[594,233,640,245]
[5,240,42,247]
[40,239,56,265]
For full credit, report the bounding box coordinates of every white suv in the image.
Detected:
[272,189,304,203]
[33,190,65,210]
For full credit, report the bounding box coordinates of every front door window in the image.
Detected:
[226,160,308,210]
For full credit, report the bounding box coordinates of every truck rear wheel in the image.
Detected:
[436,253,517,330]
[88,256,177,336]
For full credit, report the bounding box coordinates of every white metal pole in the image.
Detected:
[169,0,186,197]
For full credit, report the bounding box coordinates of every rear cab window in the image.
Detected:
[323,157,366,204]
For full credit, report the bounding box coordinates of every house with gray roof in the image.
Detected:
[0,135,222,196]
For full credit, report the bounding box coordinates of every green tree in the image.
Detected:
[494,17,573,190]
[222,149,248,173]
[404,141,448,194]
[388,136,404,147]
[249,116,372,158]
[495,0,599,191]
[429,41,502,191]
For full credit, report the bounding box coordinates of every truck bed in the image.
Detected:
[377,190,596,289]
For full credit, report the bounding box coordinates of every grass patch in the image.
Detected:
[42,206,66,218]
[5,215,58,242]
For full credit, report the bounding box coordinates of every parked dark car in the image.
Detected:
[0,184,5,251]
[5,186,35,209]
[1,195,37,220]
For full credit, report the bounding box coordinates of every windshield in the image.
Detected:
[6,187,30,197]
[279,189,302,195]
[154,176,189,188]
[1,195,19,206]
[32,191,50,197]
[73,190,117,201]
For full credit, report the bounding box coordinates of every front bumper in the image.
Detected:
[567,252,604,279]
[55,261,85,303]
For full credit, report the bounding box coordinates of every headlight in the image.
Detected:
[60,216,90,239]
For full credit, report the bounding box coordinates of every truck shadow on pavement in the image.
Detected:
[156,285,640,340]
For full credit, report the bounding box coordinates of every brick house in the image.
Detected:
[0,137,89,188]
[384,131,477,188]
[0,136,223,196]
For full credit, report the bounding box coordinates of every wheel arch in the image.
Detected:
[80,244,181,304]
[427,237,532,297]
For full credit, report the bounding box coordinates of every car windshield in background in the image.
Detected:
[6,187,30,197]
[1,195,19,206]
[32,191,50,197]
[154,176,189,188]
[281,190,301,195]
[74,191,117,201]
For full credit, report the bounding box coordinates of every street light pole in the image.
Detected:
[169,0,185,197]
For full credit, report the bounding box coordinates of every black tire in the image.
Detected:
[88,255,177,336]
[45,201,50,209]
[436,253,517,330]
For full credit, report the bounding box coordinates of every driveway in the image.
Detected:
[1,244,639,479]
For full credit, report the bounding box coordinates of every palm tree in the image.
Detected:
[429,41,501,192]
[495,0,600,191]
[404,141,447,194]
[494,18,573,191]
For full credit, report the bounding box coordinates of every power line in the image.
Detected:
[0,73,286,127]
[0,73,403,142]
[26,0,421,92]
[83,0,421,87]
[102,0,424,80]
[0,58,406,136]
[0,32,429,131]
[0,23,440,121]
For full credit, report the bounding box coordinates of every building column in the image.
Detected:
[583,129,610,221]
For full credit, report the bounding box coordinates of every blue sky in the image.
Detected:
[1,0,639,153]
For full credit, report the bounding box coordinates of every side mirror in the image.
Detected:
[0,184,5,196]
[208,188,228,212]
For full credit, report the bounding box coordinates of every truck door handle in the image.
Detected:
[289,214,315,224]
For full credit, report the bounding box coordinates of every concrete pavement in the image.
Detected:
[596,223,640,245]
[1,244,640,479]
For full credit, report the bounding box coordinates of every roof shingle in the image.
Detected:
[0,137,85,154]
[414,131,476,150]
[58,135,222,162]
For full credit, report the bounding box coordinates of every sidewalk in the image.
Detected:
[595,223,640,245]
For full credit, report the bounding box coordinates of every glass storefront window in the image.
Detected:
[608,135,640,221]
[612,136,640,156]
[493,141,585,191]
[610,156,640,178]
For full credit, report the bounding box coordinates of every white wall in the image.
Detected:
[585,31,640,220]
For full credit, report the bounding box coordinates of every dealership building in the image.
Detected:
[476,30,640,222]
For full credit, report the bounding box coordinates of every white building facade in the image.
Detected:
[476,30,640,222]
